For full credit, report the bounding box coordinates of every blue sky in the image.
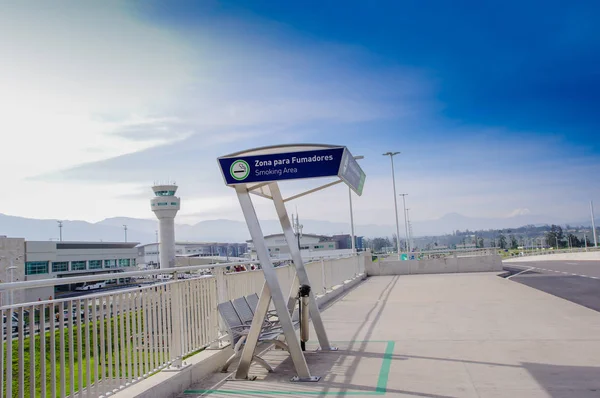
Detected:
[1,1,599,234]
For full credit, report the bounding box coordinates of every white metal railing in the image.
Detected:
[504,245,600,258]
[374,248,499,261]
[0,253,366,397]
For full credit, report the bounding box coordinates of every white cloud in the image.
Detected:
[0,1,432,223]
[508,208,532,217]
[0,2,194,181]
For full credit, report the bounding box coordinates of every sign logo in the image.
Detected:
[230,159,250,181]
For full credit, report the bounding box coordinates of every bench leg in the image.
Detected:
[272,340,289,352]
[221,353,238,373]
[252,355,274,373]
[222,336,246,373]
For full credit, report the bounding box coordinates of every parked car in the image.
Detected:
[75,281,107,291]
[55,308,82,322]
[3,313,19,333]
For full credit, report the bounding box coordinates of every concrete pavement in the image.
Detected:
[181,273,600,397]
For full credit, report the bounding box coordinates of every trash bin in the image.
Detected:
[298,284,311,351]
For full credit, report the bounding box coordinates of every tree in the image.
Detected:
[545,224,564,248]
[499,234,507,249]
[372,237,391,252]
[510,235,518,250]
[567,233,580,248]
[478,237,484,248]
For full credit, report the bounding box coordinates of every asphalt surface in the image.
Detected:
[504,260,600,313]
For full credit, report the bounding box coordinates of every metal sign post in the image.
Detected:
[269,183,332,352]
[218,144,366,382]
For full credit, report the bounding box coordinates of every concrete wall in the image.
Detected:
[0,237,26,305]
[503,251,600,263]
[366,254,502,276]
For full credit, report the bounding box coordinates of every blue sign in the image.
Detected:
[219,148,345,186]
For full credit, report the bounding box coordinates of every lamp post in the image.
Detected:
[123,224,128,242]
[1,255,22,305]
[155,230,159,269]
[349,156,364,253]
[591,201,598,248]
[293,213,303,251]
[57,220,63,242]
[399,194,409,252]
[406,208,413,252]
[382,152,402,258]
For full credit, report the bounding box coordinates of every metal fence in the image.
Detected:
[374,248,499,262]
[504,245,600,258]
[0,253,365,397]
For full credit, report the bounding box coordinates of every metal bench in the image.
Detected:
[245,293,298,326]
[218,300,290,373]
[241,293,303,351]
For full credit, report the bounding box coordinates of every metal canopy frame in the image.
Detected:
[218,144,362,381]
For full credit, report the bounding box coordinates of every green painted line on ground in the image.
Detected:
[375,341,395,394]
[184,340,394,396]
[184,385,383,396]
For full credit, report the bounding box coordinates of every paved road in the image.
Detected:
[505,260,600,312]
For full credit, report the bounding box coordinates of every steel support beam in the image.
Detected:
[269,183,334,351]
[234,185,312,380]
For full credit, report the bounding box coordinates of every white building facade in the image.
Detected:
[247,233,339,260]
[0,237,138,304]
[137,241,248,269]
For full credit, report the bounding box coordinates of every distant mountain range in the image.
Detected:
[1,212,597,244]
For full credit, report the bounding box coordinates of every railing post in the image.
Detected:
[321,258,326,293]
[164,280,189,371]
[209,267,228,349]
[215,267,228,303]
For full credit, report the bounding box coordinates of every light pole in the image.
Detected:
[349,156,364,253]
[123,225,128,242]
[57,220,63,241]
[406,208,412,251]
[155,230,159,269]
[293,213,303,251]
[383,151,402,258]
[1,255,22,305]
[399,194,409,252]
[591,201,598,247]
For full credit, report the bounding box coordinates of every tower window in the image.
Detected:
[155,190,176,196]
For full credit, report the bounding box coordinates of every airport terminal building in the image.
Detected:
[0,237,138,304]
[137,241,248,269]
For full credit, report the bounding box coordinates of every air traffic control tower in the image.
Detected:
[151,183,180,268]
